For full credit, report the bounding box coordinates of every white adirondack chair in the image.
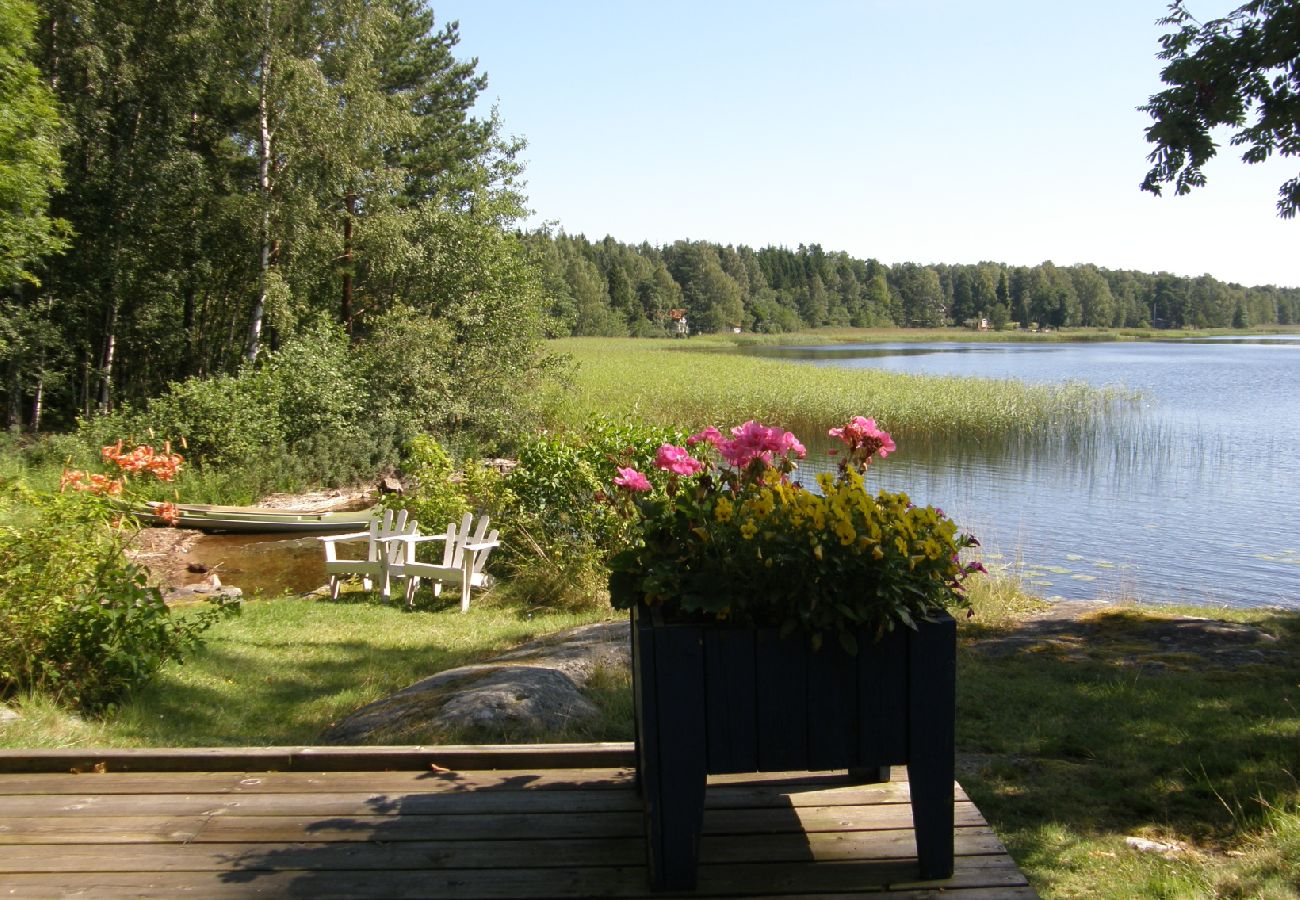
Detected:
[318,508,417,601]
[385,513,500,612]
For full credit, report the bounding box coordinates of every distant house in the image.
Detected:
[668,308,689,337]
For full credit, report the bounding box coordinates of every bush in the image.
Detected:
[497,418,687,608]
[80,323,399,500]
[381,435,471,532]
[0,485,235,712]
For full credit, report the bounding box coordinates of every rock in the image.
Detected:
[434,667,597,732]
[163,584,243,605]
[1125,836,1190,858]
[0,705,19,726]
[377,475,403,495]
[320,620,629,744]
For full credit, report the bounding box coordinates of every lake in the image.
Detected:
[750,337,1300,610]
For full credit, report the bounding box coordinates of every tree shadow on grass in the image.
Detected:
[956,609,1300,893]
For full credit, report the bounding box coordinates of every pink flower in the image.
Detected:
[655,444,705,476]
[716,420,805,468]
[613,466,652,492]
[780,431,807,459]
[687,426,724,447]
[829,415,895,458]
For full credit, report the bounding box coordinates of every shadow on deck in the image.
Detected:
[0,744,1036,898]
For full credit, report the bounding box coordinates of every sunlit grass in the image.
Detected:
[0,593,614,748]
[542,337,1134,450]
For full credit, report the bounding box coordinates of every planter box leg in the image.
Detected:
[635,615,707,890]
[906,617,956,880]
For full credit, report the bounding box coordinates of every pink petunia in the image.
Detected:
[655,444,705,476]
[613,466,652,492]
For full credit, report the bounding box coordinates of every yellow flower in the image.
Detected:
[714,496,734,522]
[740,521,758,540]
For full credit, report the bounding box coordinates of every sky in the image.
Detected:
[434,1,1297,288]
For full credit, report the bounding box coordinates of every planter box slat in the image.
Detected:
[703,629,757,772]
[807,633,858,770]
[755,629,809,771]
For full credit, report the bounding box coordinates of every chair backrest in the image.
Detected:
[371,508,416,564]
[443,513,495,571]
[470,528,499,577]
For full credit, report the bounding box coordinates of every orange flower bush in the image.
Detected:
[60,440,186,526]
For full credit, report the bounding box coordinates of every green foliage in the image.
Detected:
[0,0,67,286]
[1142,0,1300,218]
[382,435,470,532]
[83,324,396,495]
[0,485,235,713]
[497,419,687,609]
[530,233,1299,342]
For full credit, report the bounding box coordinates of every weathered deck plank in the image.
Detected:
[0,747,1035,898]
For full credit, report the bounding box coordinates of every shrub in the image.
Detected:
[382,435,471,533]
[0,485,235,713]
[497,418,687,607]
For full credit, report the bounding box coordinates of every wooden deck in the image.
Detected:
[0,744,1037,898]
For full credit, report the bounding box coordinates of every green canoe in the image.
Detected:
[134,502,377,534]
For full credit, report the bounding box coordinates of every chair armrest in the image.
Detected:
[318,531,371,543]
[463,539,500,551]
[380,534,450,546]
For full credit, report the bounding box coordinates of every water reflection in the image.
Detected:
[186,532,348,595]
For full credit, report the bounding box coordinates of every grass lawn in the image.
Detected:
[956,602,1300,899]
[0,591,614,749]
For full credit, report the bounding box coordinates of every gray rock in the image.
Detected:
[0,705,19,726]
[434,666,598,732]
[320,619,630,744]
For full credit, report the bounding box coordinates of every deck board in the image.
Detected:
[0,747,1036,898]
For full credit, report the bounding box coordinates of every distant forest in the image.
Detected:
[525,231,1300,337]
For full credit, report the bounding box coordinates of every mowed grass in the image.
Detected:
[0,593,613,748]
[542,336,1132,446]
[956,602,1300,899]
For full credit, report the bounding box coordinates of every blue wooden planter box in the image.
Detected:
[631,605,956,891]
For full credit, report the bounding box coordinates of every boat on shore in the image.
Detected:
[134,502,376,535]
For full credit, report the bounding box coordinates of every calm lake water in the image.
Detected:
[752,337,1300,610]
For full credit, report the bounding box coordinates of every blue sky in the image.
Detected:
[435,1,1297,288]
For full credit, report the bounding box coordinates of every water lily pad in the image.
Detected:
[1093,561,1116,569]
[1043,566,1072,575]
[1065,554,1084,561]
[1070,574,1097,581]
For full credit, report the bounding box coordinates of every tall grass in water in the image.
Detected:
[544,337,1134,448]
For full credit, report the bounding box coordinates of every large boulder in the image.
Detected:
[319,620,629,744]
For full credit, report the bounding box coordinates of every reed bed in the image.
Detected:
[544,337,1134,447]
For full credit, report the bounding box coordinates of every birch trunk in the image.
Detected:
[246,3,272,363]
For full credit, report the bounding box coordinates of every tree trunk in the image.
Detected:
[6,362,21,433]
[31,370,44,433]
[246,7,272,364]
[342,193,355,332]
[99,294,118,413]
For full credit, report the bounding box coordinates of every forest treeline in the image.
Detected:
[3,0,1297,437]
[527,231,1300,339]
